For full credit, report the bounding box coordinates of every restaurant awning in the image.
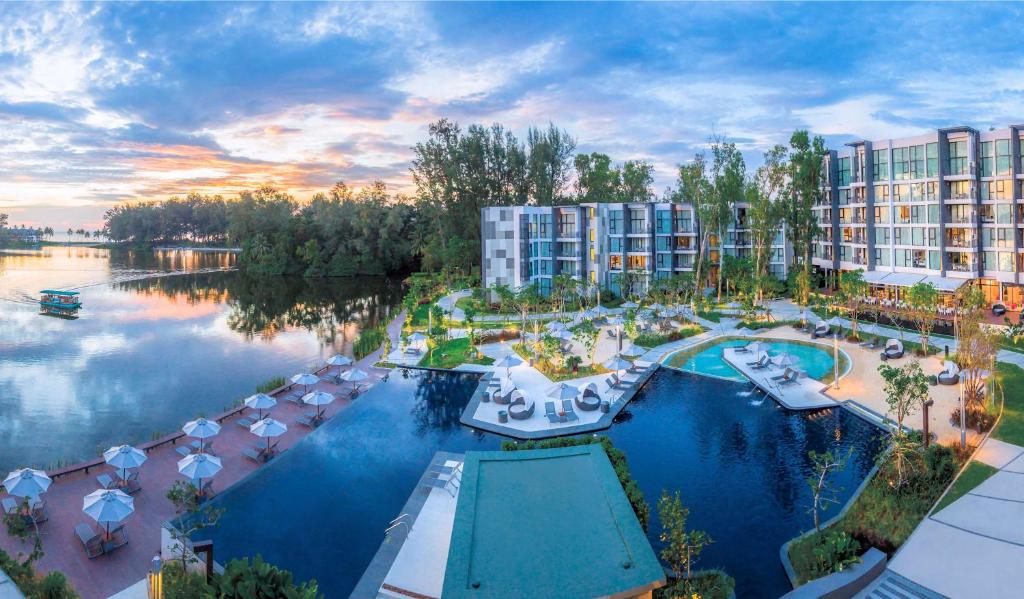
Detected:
[920,276,968,292]
[880,273,926,287]
[862,271,889,284]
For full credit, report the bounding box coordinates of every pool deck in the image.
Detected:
[721,346,838,411]
[353,451,465,599]
[457,342,658,439]
[0,312,403,599]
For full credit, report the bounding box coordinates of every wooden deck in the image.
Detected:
[721,346,838,411]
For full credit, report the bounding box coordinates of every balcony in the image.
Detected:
[945,237,977,249]
[556,228,578,238]
[945,213,977,225]
[947,261,977,273]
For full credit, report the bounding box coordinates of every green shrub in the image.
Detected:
[162,562,211,599]
[654,570,735,599]
[211,556,321,599]
[502,435,649,531]
[0,547,78,598]
[255,376,286,394]
[353,326,387,359]
[633,326,703,348]
[811,530,861,578]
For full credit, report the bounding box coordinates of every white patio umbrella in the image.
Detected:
[545,320,567,332]
[82,489,133,539]
[551,329,574,341]
[545,382,579,401]
[339,368,369,388]
[591,305,612,317]
[291,372,321,395]
[249,417,287,454]
[302,391,336,420]
[3,468,51,499]
[774,352,797,368]
[621,301,639,309]
[182,418,221,453]
[103,445,147,481]
[829,316,843,333]
[603,354,634,372]
[177,453,222,495]
[647,302,665,312]
[326,354,353,379]
[618,341,641,357]
[407,332,428,347]
[494,354,522,377]
[745,340,763,356]
[244,393,277,420]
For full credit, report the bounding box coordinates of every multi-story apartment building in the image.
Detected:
[481,201,789,297]
[813,125,1024,304]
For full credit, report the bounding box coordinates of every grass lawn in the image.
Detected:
[993,362,1024,445]
[410,301,432,327]
[740,318,800,331]
[510,343,609,382]
[933,461,998,513]
[418,337,495,369]
[696,310,722,323]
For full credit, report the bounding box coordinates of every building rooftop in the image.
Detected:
[442,445,664,599]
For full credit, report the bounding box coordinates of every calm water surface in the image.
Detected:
[206,368,884,599]
[0,248,403,473]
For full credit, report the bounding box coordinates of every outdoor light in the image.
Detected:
[959,371,967,450]
[148,555,163,599]
[833,331,839,390]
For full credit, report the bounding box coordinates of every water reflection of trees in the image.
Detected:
[410,370,481,436]
[116,272,405,344]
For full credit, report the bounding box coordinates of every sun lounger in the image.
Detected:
[770,368,794,382]
[544,401,560,424]
[283,392,304,406]
[609,373,633,389]
[883,339,904,360]
[121,473,142,495]
[422,474,459,497]
[236,416,255,428]
[561,399,579,422]
[175,446,192,458]
[509,399,535,420]
[1,497,17,516]
[747,354,769,368]
[242,447,264,463]
[190,440,215,454]
[96,473,116,490]
[296,414,316,428]
[76,523,104,559]
[101,523,129,554]
[812,322,829,339]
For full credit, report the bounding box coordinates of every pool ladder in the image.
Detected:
[385,513,413,537]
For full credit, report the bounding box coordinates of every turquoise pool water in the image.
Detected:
[671,338,839,381]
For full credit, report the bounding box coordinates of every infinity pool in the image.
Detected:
[668,337,843,382]
[203,367,883,598]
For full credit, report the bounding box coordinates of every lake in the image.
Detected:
[0,247,404,473]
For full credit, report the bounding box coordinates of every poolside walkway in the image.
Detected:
[0,313,403,599]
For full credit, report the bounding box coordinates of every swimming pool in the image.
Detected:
[203,367,883,598]
[667,337,845,382]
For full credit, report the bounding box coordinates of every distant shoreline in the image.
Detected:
[36,240,242,252]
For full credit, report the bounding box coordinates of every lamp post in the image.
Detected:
[833,330,840,390]
[959,371,967,450]
[922,399,935,448]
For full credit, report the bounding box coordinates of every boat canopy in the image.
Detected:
[40,289,79,296]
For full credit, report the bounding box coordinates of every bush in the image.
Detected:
[502,435,649,531]
[949,406,996,433]
[0,547,78,599]
[474,329,520,344]
[655,570,735,599]
[255,376,285,394]
[811,530,861,578]
[211,556,321,599]
[162,562,211,599]
[353,326,387,359]
[633,326,703,348]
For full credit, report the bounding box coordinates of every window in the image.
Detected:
[982,180,1011,201]
[557,212,576,237]
[655,210,671,234]
[875,227,890,245]
[629,209,646,233]
[947,204,975,224]
[837,157,851,186]
[655,253,671,269]
[982,228,1013,249]
[893,145,926,179]
[609,237,622,252]
[674,236,693,250]
[947,140,968,175]
[838,189,852,205]
[1000,252,1015,272]
[609,255,622,270]
[656,236,671,251]
[946,181,973,200]
[872,149,889,180]
[926,143,939,177]
[997,204,1013,224]
[608,210,623,234]
[980,141,995,177]
[874,185,889,203]
[627,255,647,270]
[674,211,692,233]
[627,238,648,252]
[928,204,940,224]
[875,248,890,266]
[539,242,552,257]
[874,205,889,223]
[893,184,909,202]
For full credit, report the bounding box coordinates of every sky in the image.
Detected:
[2,2,1023,230]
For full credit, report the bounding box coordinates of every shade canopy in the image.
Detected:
[493,355,522,369]
[103,445,147,471]
[302,391,336,407]
[606,316,624,326]
[290,373,320,386]
[182,418,221,440]
[82,489,133,527]
[620,301,639,309]
[177,453,222,480]
[545,321,567,332]
[3,468,51,498]
[647,302,665,311]
[920,275,968,293]
[244,393,277,411]
[326,354,353,367]
[618,341,641,357]
[774,353,797,368]
[407,332,428,344]
[590,306,612,316]
[339,368,369,382]
[744,341,763,355]
[545,382,579,400]
[550,329,573,341]
[602,355,633,371]
[250,417,287,439]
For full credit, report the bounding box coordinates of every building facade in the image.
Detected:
[813,125,1024,304]
[481,200,789,297]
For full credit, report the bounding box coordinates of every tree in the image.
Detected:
[785,130,827,300]
[509,284,541,336]
[209,556,321,599]
[748,145,788,301]
[658,490,712,596]
[574,152,620,203]
[527,122,576,206]
[572,319,600,365]
[709,138,746,301]
[675,154,712,301]
[878,361,930,487]
[618,160,654,203]
[166,480,225,571]
[806,449,850,532]
[905,282,939,354]
[955,285,998,409]
[837,269,869,339]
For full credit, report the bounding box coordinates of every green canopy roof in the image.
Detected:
[442,445,665,599]
[40,289,79,296]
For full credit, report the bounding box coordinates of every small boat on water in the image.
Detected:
[40,289,82,319]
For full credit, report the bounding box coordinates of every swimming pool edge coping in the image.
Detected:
[350,449,467,599]
[457,365,659,440]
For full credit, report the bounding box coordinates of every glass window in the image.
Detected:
[838,189,852,205]
[656,236,670,251]
[1000,252,1015,272]
[608,210,623,234]
[629,209,646,232]
[837,157,851,186]
[980,141,994,177]
[946,181,973,200]
[928,250,941,270]
[910,145,925,178]
[655,210,671,234]
[875,248,890,266]
[893,147,910,180]
[609,255,622,270]
[874,205,889,223]
[893,184,909,202]
[875,227,890,245]
[872,149,889,180]
[928,204,940,224]
[982,180,1011,201]
[609,237,622,252]
[947,140,968,175]
[627,255,647,270]
[996,139,1011,176]
[997,204,1013,224]
[874,184,889,203]
[655,253,670,269]
[926,143,939,177]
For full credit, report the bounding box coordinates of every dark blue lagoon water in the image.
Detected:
[204,367,885,599]
[0,248,403,473]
